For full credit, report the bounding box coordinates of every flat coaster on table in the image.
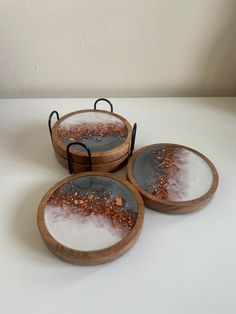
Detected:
[38,172,144,265]
[127,144,219,214]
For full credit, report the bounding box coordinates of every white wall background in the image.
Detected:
[0,0,236,98]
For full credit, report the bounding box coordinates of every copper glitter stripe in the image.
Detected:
[152,147,188,200]
[57,122,128,142]
[47,186,136,234]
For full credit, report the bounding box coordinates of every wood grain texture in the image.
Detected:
[127,143,219,214]
[37,172,144,265]
[55,150,129,173]
[51,109,132,164]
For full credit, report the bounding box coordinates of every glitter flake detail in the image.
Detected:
[47,185,136,236]
[58,121,127,143]
[152,147,188,200]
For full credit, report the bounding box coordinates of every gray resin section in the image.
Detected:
[132,147,163,193]
[59,176,138,214]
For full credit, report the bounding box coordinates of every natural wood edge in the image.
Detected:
[127,143,219,214]
[37,172,144,265]
[55,150,129,173]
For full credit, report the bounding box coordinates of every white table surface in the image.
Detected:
[0,98,235,314]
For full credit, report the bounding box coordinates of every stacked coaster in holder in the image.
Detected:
[48,98,136,173]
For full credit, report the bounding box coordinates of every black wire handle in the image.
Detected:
[130,123,137,156]
[94,98,113,112]
[66,142,92,174]
[48,111,59,142]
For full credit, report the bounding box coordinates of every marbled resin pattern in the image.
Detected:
[132,145,213,201]
[45,176,137,251]
[57,112,128,152]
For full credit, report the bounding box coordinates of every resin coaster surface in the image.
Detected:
[127,144,219,214]
[38,173,144,265]
[51,109,132,164]
[56,111,128,152]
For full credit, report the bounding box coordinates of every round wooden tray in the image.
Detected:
[127,143,219,214]
[49,100,134,164]
[37,172,144,265]
[55,150,129,173]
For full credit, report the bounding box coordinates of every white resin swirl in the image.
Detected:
[176,150,213,201]
[45,206,125,251]
[60,111,125,129]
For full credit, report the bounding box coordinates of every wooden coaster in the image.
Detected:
[37,172,144,265]
[127,143,219,214]
[55,150,129,173]
[50,109,132,164]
